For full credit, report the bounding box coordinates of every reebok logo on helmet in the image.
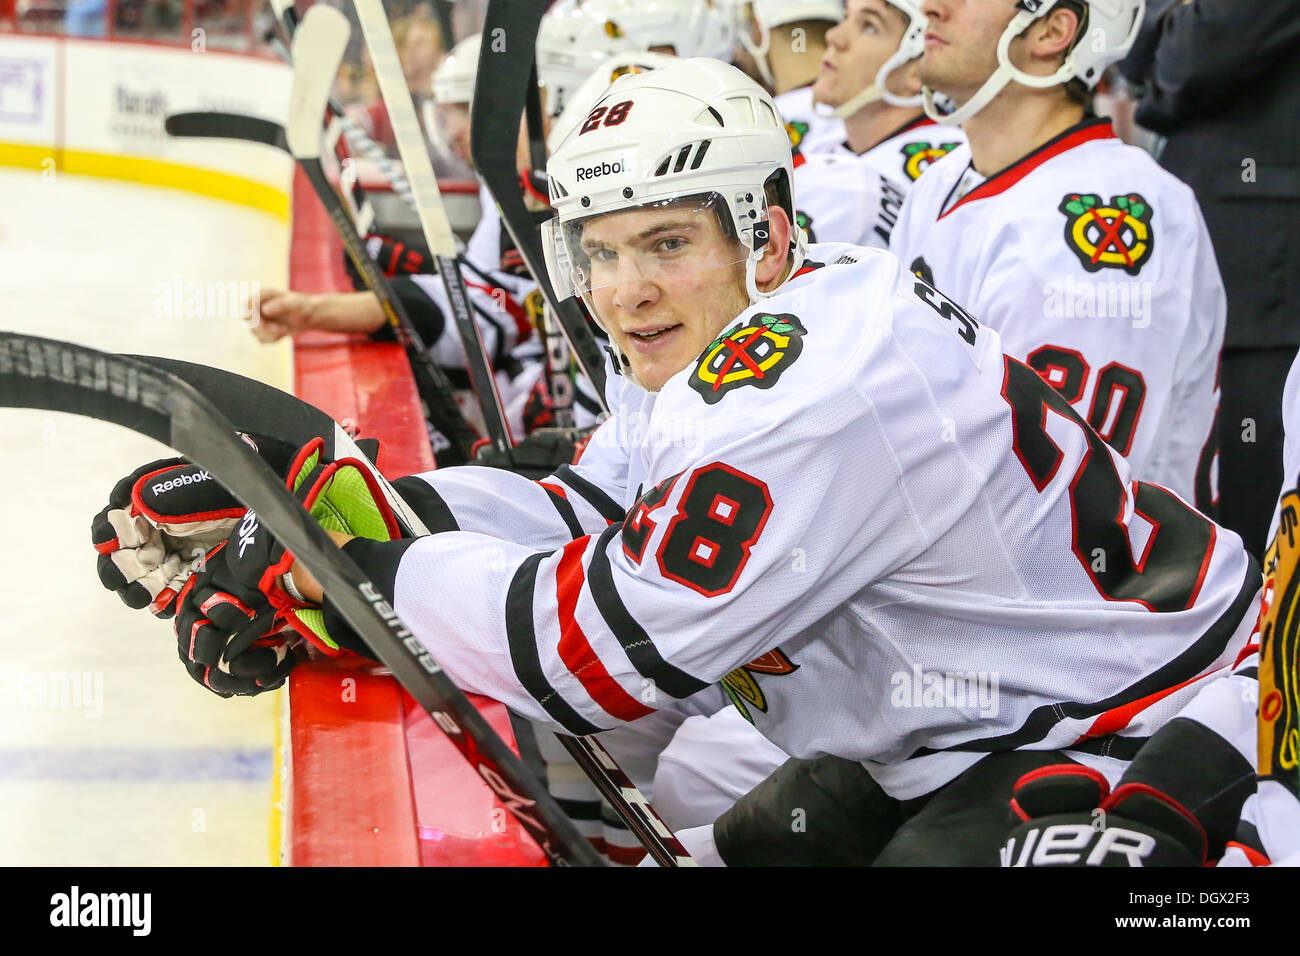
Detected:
[575,159,626,182]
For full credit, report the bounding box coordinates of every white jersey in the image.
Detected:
[362,245,1256,800]
[890,117,1224,509]
[793,116,964,248]
[775,85,846,163]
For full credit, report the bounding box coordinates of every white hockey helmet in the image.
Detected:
[536,2,642,119]
[431,32,481,105]
[547,50,681,153]
[923,0,1145,125]
[817,0,928,117]
[582,0,738,61]
[543,58,807,367]
[736,0,844,90]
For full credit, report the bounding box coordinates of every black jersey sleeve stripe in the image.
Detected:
[541,483,585,540]
[586,523,710,699]
[906,558,1261,759]
[391,475,460,534]
[505,552,602,736]
[554,463,625,523]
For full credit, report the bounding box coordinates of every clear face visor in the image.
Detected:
[541,194,759,308]
[423,100,473,165]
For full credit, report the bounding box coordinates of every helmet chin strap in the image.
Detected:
[816,44,924,120]
[740,24,776,91]
[923,7,1074,126]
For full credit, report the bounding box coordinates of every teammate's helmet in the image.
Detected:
[536,2,641,119]
[923,0,1145,125]
[736,0,844,90]
[818,0,927,117]
[581,0,737,61]
[431,33,480,106]
[547,50,681,153]
[543,58,808,372]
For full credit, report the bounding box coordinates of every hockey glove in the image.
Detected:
[471,426,596,481]
[173,437,404,697]
[91,433,298,618]
[1000,763,1207,866]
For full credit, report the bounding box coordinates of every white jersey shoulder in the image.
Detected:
[890,119,1225,506]
[775,85,846,160]
[794,118,966,248]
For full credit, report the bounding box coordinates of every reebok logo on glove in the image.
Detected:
[236,512,259,559]
[151,470,212,495]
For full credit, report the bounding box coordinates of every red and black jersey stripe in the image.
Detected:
[586,524,712,700]
[506,552,604,735]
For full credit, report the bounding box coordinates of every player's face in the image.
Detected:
[814,0,911,108]
[439,103,472,164]
[579,205,751,392]
[918,0,1012,102]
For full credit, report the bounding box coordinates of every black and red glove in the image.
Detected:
[91,434,298,618]
[1001,763,1208,866]
[172,437,406,697]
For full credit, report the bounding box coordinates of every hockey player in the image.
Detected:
[792,0,964,247]
[889,0,1223,510]
[730,0,841,94]
[98,59,1258,865]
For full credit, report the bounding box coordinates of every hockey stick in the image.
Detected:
[285,4,478,464]
[0,333,602,867]
[352,0,516,461]
[472,0,609,411]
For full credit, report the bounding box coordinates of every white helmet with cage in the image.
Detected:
[536,1,642,119]
[582,0,738,61]
[819,0,928,117]
[543,58,808,378]
[923,0,1145,125]
[431,32,481,105]
[735,0,844,90]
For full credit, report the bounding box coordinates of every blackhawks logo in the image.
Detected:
[1258,489,1300,787]
[786,120,809,167]
[900,140,960,181]
[690,313,807,404]
[1059,193,1155,276]
[722,649,799,723]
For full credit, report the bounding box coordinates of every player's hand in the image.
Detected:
[92,458,249,619]
[174,436,405,686]
[174,537,299,698]
[1000,764,1206,866]
[249,288,317,343]
[91,435,299,618]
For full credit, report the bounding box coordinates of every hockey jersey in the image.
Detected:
[776,85,847,165]
[793,116,964,248]
[890,117,1225,509]
[348,244,1257,799]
